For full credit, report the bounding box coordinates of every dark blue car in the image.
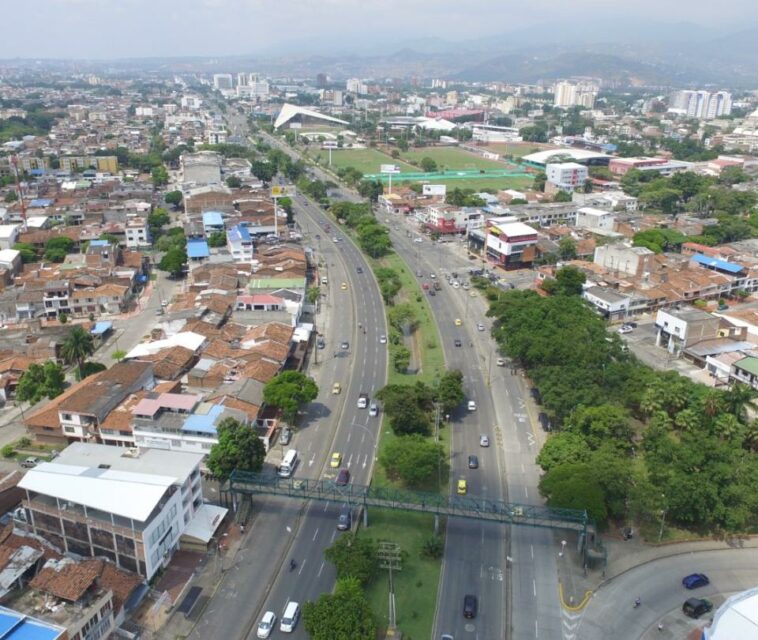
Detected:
[682,573,709,589]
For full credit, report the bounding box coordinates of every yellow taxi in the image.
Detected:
[330,452,342,468]
[341,282,348,290]
[454,318,462,326]
[332,382,342,394]
[457,478,467,495]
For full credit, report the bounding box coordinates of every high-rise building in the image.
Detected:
[213,73,233,91]
[672,90,732,120]
[316,73,328,88]
[554,81,597,109]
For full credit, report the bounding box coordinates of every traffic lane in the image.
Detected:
[579,548,758,640]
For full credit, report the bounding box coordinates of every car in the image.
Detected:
[430,273,436,279]
[454,318,462,326]
[337,506,352,530]
[496,357,506,367]
[457,479,467,495]
[682,597,713,619]
[454,338,462,347]
[682,573,710,589]
[20,457,39,469]
[468,455,479,469]
[278,427,292,446]
[379,334,387,344]
[530,387,542,403]
[356,266,363,274]
[479,435,490,447]
[330,452,342,468]
[317,337,326,350]
[463,594,478,618]
[467,400,477,411]
[422,282,430,290]
[341,282,348,290]
[627,322,638,328]
[462,283,470,290]
[320,276,328,285]
[618,326,633,334]
[340,341,350,350]
[155,308,165,316]
[332,382,342,395]
[335,468,350,486]
[441,635,455,640]
[477,322,485,331]
[416,270,423,277]
[414,237,423,243]
[369,403,379,417]
[257,611,277,639]
[429,289,436,296]
[357,393,369,409]
[452,281,460,289]
[538,412,551,432]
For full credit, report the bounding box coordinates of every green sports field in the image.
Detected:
[316,148,415,174]
[401,146,506,171]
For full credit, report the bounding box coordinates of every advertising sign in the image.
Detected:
[422,184,447,196]
[380,164,400,174]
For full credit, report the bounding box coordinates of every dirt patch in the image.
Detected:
[403,329,422,375]
[155,550,204,604]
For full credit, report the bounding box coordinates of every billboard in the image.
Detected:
[380,164,400,174]
[271,185,296,198]
[423,184,447,196]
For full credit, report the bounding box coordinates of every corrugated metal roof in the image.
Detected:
[691,253,744,274]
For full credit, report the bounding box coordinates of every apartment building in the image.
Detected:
[227,224,254,262]
[18,443,223,580]
[546,162,588,190]
[125,217,151,248]
[576,207,615,231]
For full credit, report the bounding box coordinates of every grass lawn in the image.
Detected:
[315,148,415,174]
[395,175,534,192]
[401,146,505,171]
[361,509,444,640]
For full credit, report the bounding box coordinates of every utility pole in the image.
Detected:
[377,542,402,632]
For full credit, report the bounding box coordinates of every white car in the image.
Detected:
[468,400,477,412]
[379,334,387,344]
[618,326,633,334]
[369,403,379,417]
[477,323,485,331]
[479,434,490,447]
[257,611,276,638]
[414,237,423,243]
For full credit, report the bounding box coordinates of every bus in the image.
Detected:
[278,449,298,478]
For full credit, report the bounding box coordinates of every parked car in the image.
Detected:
[538,412,551,432]
[682,597,713,619]
[369,403,379,417]
[618,325,633,334]
[530,387,542,403]
[20,457,39,469]
[278,427,292,446]
[340,341,350,350]
[477,323,485,331]
[467,400,477,411]
[496,357,506,367]
[682,573,710,589]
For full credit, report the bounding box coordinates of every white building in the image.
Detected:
[546,162,588,190]
[346,78,369,95]
[227,224,254,262]
[576,206,615,231]
[125,216,151,248]
[594,243,656,277]
[206,129,228,145]
[672,90,732,120]
[554,81,597,109]
[0,224,19,250]
[18,443,226,580]
[212,74,234,91]
[583,286,630,320]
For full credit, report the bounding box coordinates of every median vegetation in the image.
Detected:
[488,274,758,537]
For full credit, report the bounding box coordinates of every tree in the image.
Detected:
[379,434,447,488]
[539,463,608,524]
[207,231,226,248]
[553,190,572,203]
[392,346,411,373]
[158,247,187,277]
[303,578,376,640]
[15,361,65,404]
[533,172,547,192]
[356,222,391,258]
[151,165,169,187]
[543,266,586,296]
[61,326,95,380]
[76,361,106,380]
[323,533,378,585]
[44,236,74,262]
[723,383,758,424]
[558,237,577,260]
[111,350,127,362]
[278,197,294,224]
[164,190,183,208]
[718,165,749,186]
[356,179,383,202]
[226,175,242,188]
[435,369,465,414]
[536,432,591,471]
[420,157,438,172]
[206,417,266,479]
[98,233,119,245]
[4,190,18,203]
[12,242,36,263]
[262,371,319,424]
[147,208,170,229]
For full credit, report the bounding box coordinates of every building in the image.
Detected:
[59,156,118,174]
[576,207,615,231]
[227,224,253,262]
[125,216,151,248]
[273,104,349,130]
[202,211,225,236]
[546,162,588,190]
[522,148,610,170]
[594,243,657,277]
[472,218,538,269]
[553,81,597,109]
[608,156,693,177]
[470,123,522,143]
[212,74,234,91]
[423,204,477,234]
[18,443,225,580]
[0,224,20,250]
[655,307,721,355]
[672,90,732,120]
[206,130,227,145]
[0,606,64,640]
[583,286,630,320]
[346,78,368,95]
[703,586,758,639]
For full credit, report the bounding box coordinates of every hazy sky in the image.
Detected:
[4,0,757,59]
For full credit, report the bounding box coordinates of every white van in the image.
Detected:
[278,449,298,478]
[467,400,477,412]
[280,601,300,633]
[320,276,328,285]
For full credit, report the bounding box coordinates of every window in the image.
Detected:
[64,426,76,434]
[62,414,72,421]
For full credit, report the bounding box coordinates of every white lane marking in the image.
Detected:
[323,501,330,512]
[347,453,353,468]
[312,528,319,541]
[347,431,352,443]
[317,561,325,577]
[535,619,539,638]
[531,544,534,560]
[362,454,368,469]
[330,529,337,542]
[533,579,537,597]
[525,487,529,499]
[309,455,315,467]
[297,559,306,576]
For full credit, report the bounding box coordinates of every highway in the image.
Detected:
[250,123,564,639]
[187,114,387,640]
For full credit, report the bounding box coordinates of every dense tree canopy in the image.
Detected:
[303,578,376,640]
[16,362,65,404]
[206,417,266,479]
[262,371,318,424]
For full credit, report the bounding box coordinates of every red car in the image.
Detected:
[336,468,350,486]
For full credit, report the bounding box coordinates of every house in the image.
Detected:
[583,286,630,320]
[125,216,151,248]
[0,224,19,250]
[202,211,225,236]
[576,207,615,232]
[472,219,539,269]
[227,225,253,262]
[655,307,721,355]
[18,443,226,580]
[24,361,155,445]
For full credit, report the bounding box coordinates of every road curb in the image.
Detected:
[559,581,593,611]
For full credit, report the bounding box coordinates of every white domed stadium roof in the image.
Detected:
[704,586,758,640]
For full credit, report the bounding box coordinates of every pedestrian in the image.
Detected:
[657,623,663,632]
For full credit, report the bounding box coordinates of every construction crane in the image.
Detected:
[10,155,27,232]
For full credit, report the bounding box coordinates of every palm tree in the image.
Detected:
[61,326,95,380]
[724,383,758,424]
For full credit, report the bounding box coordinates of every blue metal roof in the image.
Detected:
[182,404,224,435]
[88,240,109,248]
[186,239,210,259]
[90,321,112,336]
[0,606,64,639]
[691,253,744,274]
[228,224,251,242]
[202,211,224,227]
[28,199,53,208]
